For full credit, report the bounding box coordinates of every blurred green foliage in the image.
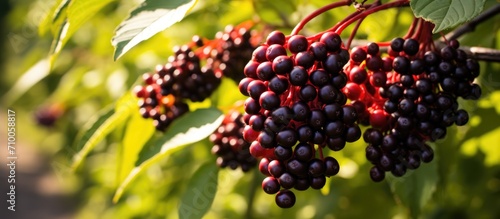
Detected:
[1,0,500,219]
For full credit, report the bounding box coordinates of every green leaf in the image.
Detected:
[117,108,155,182]
[111,0,198,60]
[387,149,439,218]
[460,92,500,166]
[410,0,486,33]
[38,0,70,36]
[71,93,136,170]
[49,0,115,64]
[113,108,224,203]
[2,59,50,105]
[178,162,219,219]
[52,0,71,24]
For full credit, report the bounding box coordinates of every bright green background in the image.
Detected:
[1,0,500,218]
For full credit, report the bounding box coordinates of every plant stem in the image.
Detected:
[347,17,365,49]
[403,18,419,39]
[291,0,353,36]
[445,4,500,41]
[333,0,410,34]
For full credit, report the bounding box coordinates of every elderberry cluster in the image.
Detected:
[134,45,220,131]
[209,111,257,172]
[343,38,481,181]
[134,24,258,131]
[239,31,361,208]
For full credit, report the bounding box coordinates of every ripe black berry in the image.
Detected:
[275,190,296,208]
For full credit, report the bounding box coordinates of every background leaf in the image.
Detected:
[178,162,219,219]
[387,149,439,218]
[49,0,115,64]
[410,0,486,33]
[113,108,224,202]
[117,107,155,182]
[111,0,198,60]
[38,0,69,36]
[71,93,136,170]
[2,59,50,105]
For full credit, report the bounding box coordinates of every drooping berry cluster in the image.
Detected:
[134,23,259,131]
[239,30,361,208]
[133,45,218,131]
[209,111,257,172]
[343,34,481,181]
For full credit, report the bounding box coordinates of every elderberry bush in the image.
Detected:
[343,37,481,182]
[240,30,359,208]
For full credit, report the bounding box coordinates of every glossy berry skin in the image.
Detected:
[350,47,367,63]
[324,157,340,176]
[275,190,296,208]
[262,177,280,194]
[288,35,309,54]
[390,37,404,52]
[273,55,294,75]
[267,31,286,45]
[320,32,342,52]
[349,66,368,84]
[403,38,419,56]
[370,166,385,182]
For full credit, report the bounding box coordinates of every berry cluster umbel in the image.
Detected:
[343,34,481,181]
[209,111,257,172]
[133,45,218,131]
[239,30,361,208]
[134,24,258,131]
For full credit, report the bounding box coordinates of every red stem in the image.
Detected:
[346,1,383,48]
[410,18,423,40]
[347,16,365,48]
[333,0,410,35]
[291,0,353,36]
[305,3,372,42]
[317,143,324,160]
[404,18,420,39]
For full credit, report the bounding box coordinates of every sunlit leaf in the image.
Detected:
[410,0,486,33]
[52,0,71,24]
[71,93,136,170]
[460,95,500,166]
[117,108,155,182]
[111,0,198,60]
[178,162,219,219]
[113,108,224,203]
[38,0,70,36]
[49,0,116,65]
[476,127,500,166]
[2,59,50,105]
[387,149,439,218]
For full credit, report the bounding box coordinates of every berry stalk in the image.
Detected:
[333,0,410,34]
[290,0,353,36]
